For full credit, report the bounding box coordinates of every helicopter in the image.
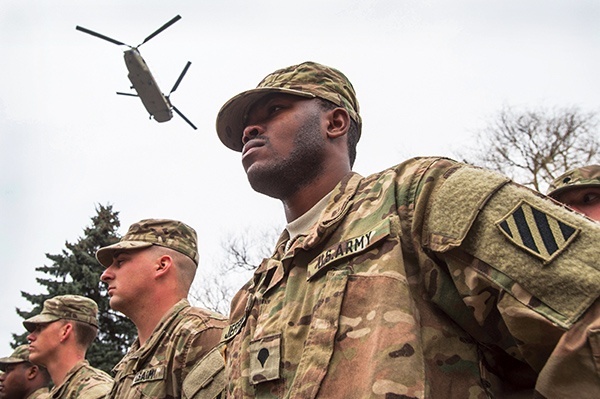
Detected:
[76,15,197,129]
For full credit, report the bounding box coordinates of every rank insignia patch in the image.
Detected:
[496,200,580,264]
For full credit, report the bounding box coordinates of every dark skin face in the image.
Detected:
[0,363,41,399]
[242,94,328,200]
[241,94,352,221]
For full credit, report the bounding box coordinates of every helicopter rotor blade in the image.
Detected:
[140,15,182,46]
[172,105,197,130]
[169,61,192,95]
[76,26,129,47]
[116,92,139,97]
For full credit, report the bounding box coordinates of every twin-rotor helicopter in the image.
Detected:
[76,15,197,129]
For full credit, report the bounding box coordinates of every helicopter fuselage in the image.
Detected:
[123,49,172,122]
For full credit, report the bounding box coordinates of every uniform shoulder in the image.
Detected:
[185,306,227,323]
[63,365,113,399]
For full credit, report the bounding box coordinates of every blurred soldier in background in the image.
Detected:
[23,295,112,399]
[547,164,600,221]
[97,219,227,399]
[0,345,50,399]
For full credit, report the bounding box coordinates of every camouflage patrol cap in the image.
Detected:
[96,218,199,267]
[23,295,99,332]
[0,345,30,370]
[547,165,600,199]
[216,61,362,152]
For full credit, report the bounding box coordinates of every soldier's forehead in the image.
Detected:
[253,93,307,109]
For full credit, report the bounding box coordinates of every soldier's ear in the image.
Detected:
[60,322,73,343]
[26,364,39,380]
[325,107,350,140]
[155,255,173,277]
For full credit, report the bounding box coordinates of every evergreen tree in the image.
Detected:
[13,204,137,373]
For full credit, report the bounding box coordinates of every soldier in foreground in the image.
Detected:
[97,219,227,399]
[215,61,600,397]
[23,295,112,399]
[547,164,600,221]
[0,345,50,399]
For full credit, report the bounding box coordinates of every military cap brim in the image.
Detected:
[0,345,30,368]
[216,87,316,152]
[96,241,154,268]
[23,313,61,332]
[547,183,600,199]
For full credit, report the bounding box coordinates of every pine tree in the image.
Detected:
[13,204,137,373]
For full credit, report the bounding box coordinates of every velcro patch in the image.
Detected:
[496,200,580,264]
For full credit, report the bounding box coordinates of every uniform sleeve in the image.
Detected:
[414,159,600,396]
[180,313,228,399]
[182,346,226,399]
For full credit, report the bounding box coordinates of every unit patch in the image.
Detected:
[496,200,580,264]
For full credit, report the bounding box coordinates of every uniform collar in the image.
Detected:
[51,360,89,398]
[117,299,190,372]
[253,171,363,277]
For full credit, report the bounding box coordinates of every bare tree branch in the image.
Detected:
[189,225,282,315]
[459,106,600,192]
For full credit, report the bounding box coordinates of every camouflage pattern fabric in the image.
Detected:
[547,164,600,199]
[108,299,227,399]
[23,295,99,332]
[216,61,361,152]
[49,360,112,399]
[29,386,51,399]
[96,218,200,267]
[222,157,600,398]
[0,344,30,368]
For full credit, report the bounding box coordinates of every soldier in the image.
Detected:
[97,219,227,399]
[23,295,112,399]
[547,164,600,221]
[0,345,50,399]
[215,61,600,398]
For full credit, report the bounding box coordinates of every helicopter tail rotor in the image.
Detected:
[75,25,129,47]
[169,61,191,95]
[116,91,139,97]
[140,15,182,47]
[172,106,197,130]
[165,61,196,129]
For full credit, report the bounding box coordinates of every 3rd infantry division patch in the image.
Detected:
[496,200,580,264]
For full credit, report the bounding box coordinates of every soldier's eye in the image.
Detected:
[268,105,283,115]
[582,192,599,204]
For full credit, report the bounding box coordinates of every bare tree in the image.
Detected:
[459,106,600,192]
[189,226,282,315]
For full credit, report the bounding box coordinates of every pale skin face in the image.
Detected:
[556,187,600,221]
[100,248,157,317]
[26,321,64,368]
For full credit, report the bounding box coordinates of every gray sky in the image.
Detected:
[1,0,599,356]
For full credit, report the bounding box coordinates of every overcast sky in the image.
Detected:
[1,0,599,356]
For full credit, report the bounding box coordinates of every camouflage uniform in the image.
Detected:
[29,387,50,399]
[547,164,600,198]
[97,220,228,399]
[107,299,226,399]
[221,157,600,398]
[49,360,112,399]
[216,63,600,398]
